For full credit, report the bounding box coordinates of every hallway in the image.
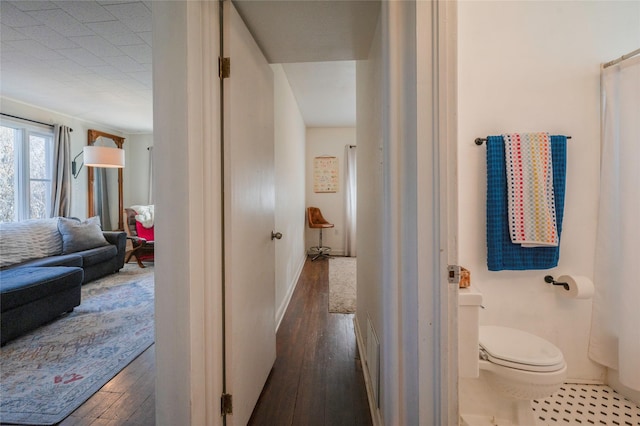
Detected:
[249,257,372,426]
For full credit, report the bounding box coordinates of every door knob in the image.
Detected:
[271,231,283,240]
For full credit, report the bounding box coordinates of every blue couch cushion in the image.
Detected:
[0,267,84,312]
[79,245,117,267]
[13,254,83,269]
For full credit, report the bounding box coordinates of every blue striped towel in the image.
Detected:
[486,135,567,271]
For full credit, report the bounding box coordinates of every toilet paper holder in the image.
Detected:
[544,275,570,291]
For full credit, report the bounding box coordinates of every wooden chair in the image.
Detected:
[124,208,154,268]
[307,207,334,261]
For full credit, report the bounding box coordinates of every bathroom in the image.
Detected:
[456,1,639,425]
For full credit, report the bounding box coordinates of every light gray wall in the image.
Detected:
[124,133,153,207]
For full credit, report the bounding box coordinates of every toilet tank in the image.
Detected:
[458,286,483,378]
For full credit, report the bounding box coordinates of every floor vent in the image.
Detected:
[366,317,380,408]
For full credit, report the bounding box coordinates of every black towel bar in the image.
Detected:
[475,135,572,145]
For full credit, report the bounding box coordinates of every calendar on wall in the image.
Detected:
[313,156,338,193]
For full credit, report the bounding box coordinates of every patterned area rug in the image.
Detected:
[329,257,357,314]
[0,264,154,425]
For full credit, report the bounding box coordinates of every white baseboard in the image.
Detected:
[354,316,384,426]
[275,251,306,332]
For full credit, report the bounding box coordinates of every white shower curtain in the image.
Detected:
[588,55,640,391]
[344,145,357,257]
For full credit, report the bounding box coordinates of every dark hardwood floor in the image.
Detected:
[59,257,370,426]
[249,258,372,426]
[58,345,155,426]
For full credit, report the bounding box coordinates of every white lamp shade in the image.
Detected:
[83,145,125,168]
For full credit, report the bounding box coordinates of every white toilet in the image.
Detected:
[459,286,567,426]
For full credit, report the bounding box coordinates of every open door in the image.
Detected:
[221,1,276,424]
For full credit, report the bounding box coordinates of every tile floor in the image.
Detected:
[533,384,640,425]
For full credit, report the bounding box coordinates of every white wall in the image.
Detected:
[153,1,223,424]
[458,1,640,383]
[272,64,307,328]
[356,4,456,423]
[305,127,355,256]
[355,10,384,423]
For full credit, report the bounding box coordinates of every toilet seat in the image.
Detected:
[479,326,565,373]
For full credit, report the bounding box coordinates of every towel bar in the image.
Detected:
[475,135,572,145]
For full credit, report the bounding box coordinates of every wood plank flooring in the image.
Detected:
[249,257,372,426]
[58,257,370,425]
[58,345,155,426]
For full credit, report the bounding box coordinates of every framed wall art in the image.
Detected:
[313,156,338,193]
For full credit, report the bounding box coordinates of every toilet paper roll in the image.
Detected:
[556,275,595,299]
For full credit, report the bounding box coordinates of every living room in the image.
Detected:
[1,53,157,426]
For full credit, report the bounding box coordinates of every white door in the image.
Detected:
[222,2,276,425]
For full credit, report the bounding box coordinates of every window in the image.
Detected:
[0,122,54,222]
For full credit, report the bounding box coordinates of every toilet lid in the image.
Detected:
[479,326,565,371]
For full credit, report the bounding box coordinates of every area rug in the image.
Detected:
[0,264,154,425]
[329,257,357,314]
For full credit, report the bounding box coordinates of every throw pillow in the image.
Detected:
[0,218,63,268]
[135,221,154,242]
[58,216,109,254]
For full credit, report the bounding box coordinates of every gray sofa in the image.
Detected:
[0,217,126,345]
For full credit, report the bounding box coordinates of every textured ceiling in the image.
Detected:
[1,1,377,133]
[0,1,153,133]
[233,0,380,64]
[235,0,379,128]
[282,61,356,127]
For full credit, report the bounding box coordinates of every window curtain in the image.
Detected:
[147,146,154,204]
[344,145,357,257]
[588,55,640,391]
[50,124,71,217]
[94,169,112,230]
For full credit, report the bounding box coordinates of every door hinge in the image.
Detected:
[221,393,233,415]
[219,57,230,79]
[447,265,461,284]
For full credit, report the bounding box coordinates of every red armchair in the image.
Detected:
[124,208,154,268]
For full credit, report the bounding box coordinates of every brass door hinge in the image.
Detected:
[219,57,230,79]
[221,393,233,415]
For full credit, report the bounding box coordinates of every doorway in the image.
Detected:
[152,1,456,425]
